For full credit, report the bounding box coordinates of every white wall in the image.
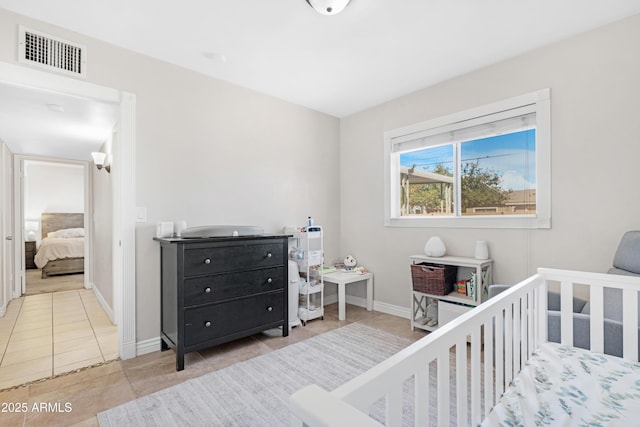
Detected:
[0,9,341,343]
[92,141,113,312]
[339,14,640,310]
[24,161,84,243]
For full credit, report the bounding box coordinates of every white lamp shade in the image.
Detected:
[25,221,38,241]
[91,151,107,166]
[306,0,351,15]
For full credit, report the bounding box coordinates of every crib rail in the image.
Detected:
[538,268,640,362]
[289,268,640,426]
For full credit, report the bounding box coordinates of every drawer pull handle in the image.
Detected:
[204,321,212,327]
[204,258,211,265]
[267,306,273,312]
[204,287,211,294]
[267,278,273,284]
[266,252,272,258]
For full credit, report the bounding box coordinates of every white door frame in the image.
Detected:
[0,61,137,360]
[0,142,13,317]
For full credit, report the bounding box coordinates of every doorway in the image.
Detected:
[0,61,137,363]
[22,160,87,296]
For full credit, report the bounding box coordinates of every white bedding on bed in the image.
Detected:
[34,237,84,268]
[482,342,640,426]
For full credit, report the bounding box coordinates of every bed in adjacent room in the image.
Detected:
[34,212,85,278]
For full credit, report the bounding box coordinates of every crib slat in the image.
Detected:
[505,304,513,384]
[589,285,604,354]
[470,328,482,424]
[521,293,529,361]
[456,340,468,425]
[527,292,534,359]
[484,318,494,418]
[415,365,429,427]
[437,349,450,426]
[560,281,574,346]
[495,308,505,396]
[386,382,403,426]
[623,288,638,362]
[290,414,303,427]
[538,281,548,345]
[513,299,521,372]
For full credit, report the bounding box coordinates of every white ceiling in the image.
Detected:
[1,0,640,158]
[0,82,118,160]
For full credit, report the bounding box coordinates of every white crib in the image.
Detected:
[289,268,640,426]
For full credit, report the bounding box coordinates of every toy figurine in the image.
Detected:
[418,299,438,327]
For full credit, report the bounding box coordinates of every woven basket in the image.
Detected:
[411,263,457,295]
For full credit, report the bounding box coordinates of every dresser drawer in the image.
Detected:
[184,242,283,276]
[184,292,284,347]
[184,266,284,307]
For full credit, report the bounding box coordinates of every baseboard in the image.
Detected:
[121,340,137,360]
[324,294,410,319]
[373,300,411,319]
[324,293,369,308]
[137,337,162,356]
[89,282,114,323]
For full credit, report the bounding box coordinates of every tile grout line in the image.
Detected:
[80,290,107,363]
[53,290,91,374]
[0,298,23,367]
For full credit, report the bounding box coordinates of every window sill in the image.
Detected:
[384,215,550,229]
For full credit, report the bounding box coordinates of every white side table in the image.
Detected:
[323,271,374,321]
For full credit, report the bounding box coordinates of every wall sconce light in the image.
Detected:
[91,152,111,173]
[25,221,39,241]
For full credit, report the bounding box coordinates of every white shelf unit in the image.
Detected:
[291,227,324,325]
[409,255,493,332]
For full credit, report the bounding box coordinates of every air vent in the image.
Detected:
[18,26,87,78]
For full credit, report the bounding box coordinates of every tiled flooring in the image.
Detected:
[0,289,118,391]
[0,303,425,426]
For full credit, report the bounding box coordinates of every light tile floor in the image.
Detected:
[0,303,425,426]
[0,289,118,390]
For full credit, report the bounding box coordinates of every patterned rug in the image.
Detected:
[97,323,414,426]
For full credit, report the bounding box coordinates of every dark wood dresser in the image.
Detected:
[25,241,36,269]
[155,235,289,370]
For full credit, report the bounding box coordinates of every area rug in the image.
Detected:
[97,323,415,426]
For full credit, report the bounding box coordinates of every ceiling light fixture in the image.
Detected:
[305,0,351,15]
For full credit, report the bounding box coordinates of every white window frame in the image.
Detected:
[384,88,551,229]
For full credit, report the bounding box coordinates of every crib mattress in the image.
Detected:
[482,342,640,426]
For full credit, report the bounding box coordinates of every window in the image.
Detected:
[384,89,550,229]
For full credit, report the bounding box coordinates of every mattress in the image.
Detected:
[482,342,640,426]
[34,237,84,269]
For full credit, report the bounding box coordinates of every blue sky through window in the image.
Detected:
[400,129,536,191]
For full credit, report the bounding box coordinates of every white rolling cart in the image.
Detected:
[290,226,324,325]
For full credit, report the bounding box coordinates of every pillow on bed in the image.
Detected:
[48,227,85,238]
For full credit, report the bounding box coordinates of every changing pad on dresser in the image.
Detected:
[180,225,264,238]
